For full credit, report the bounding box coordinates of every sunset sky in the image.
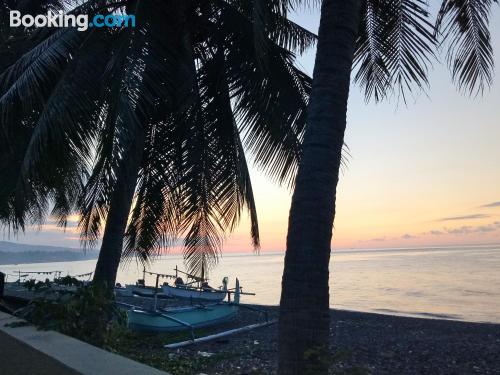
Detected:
[6,5,500,253]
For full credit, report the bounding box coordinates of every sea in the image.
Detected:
[2,244,500,324]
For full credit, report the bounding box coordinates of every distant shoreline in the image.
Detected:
[2,241,500,257]
[0,251,97,266]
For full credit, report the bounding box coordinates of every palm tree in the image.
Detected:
[0,0,315,286]
[0,0,80,228]
[278,0,498,373]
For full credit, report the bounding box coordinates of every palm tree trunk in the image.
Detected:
[93,131,145,288]
[278,0,361,374]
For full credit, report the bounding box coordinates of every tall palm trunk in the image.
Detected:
[278,0,361,374]
[93,130,145,288]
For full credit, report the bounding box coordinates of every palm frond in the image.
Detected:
[219,9,311,186]
[436,0,497,95]
[199,48,260,249]
[354,0,391,102]
[354,0,436,103]
[78,21,146,249]
[218,0,317,55]
[123,117,182,265]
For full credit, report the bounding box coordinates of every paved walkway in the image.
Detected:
[0,330,80,375]
[0,311,169,375]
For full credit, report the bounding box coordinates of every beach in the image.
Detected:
[110,301,500,374]
[3,291,500,374]
[3,245,500,373]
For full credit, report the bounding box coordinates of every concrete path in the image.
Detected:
[0,330,80,375]
[0,312,170,375]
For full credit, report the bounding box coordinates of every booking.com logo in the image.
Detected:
[9,10,136,32]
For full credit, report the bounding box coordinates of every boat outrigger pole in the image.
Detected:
[201,263,205,288]
[154,273,160,310]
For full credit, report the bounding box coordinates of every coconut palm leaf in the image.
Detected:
[436,0,498,95]
[354,0,436,103]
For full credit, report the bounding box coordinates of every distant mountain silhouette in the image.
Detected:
[0,241,97,265]
[0,241,82,253]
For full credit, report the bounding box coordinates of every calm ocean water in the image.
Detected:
[2,245,500,323]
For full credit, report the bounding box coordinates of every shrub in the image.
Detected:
[17,284,126,347]
[23,278,52,291]
[54,275,83,287]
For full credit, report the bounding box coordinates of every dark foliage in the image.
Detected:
[0,0,315,276]
[17,284,125,347]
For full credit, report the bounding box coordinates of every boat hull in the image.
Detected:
[161,284,226,302]
[127,304,238,332]
[115,285,168,298]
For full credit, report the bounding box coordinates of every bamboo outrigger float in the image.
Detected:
[164,320,278,349]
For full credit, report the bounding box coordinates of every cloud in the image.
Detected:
[401,234,416,240]
[480,201,500,208]
[445,226,474,235]
[425,221,500,236]
[438,214,489,222]
[358,237,386,243]
[443,222,500,235]
[45,219,79,228]
[476,226,497,232]
[26,222,80,235]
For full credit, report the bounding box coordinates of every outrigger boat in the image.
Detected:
[126,279,241,332]
[115,267,170,298]
[116,266,240,302]
[3,270,93,294]
[115,280,163,298]
[162,282,227,301]
[161,266,228,302]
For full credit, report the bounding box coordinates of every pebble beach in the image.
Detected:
[113,297,500,374]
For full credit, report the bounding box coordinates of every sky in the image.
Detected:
[4,4,500,253]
